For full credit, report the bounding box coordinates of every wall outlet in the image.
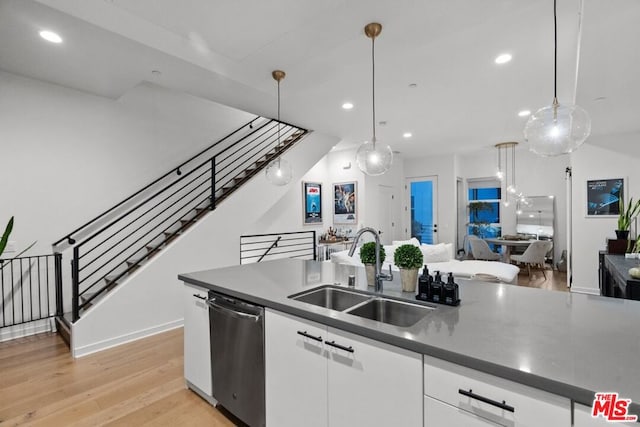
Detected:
[4,241,16,253]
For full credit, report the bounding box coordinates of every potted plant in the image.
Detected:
[0,217,13,258]
[616,195,640,240]
[359,242,385,287]
[394,244,423,292]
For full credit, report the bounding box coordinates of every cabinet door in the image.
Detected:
[183,283,213,401]
[425,395,501,427]
[265,309,328,427]
[574,403,637,426]
[327,327,422,427]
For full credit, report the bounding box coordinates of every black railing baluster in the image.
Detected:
[211,157,216,210]
[72,248,80,322]
[312,231,317,261]
[55,253,63,317]
[1,261,5,327]
[19,259,24,325]
[37,257,42,319]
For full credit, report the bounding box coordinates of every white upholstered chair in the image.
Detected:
[510,240,553,278]
[468,237,501,261]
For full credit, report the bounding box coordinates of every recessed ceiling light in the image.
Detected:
[39,30,63,44]
[495,53,512,64]
[342,102,354,110]
[403,132,412,139]
[408,83,417,88]
[518,110,531,117]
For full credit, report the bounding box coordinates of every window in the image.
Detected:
[467,179,502,241]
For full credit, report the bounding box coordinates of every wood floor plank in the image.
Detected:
[0,328,235,426]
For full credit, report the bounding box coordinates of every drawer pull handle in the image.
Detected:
[458,388,515,413]
[296,330,323,342]
[193,294,207,300]
[325,340,354,353]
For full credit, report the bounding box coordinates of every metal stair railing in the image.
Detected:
[53,117,309,322]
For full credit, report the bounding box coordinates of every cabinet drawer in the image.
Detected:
[424,356,570,426]
[425,395,502,427]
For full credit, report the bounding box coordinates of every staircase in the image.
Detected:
[53,116,309,324]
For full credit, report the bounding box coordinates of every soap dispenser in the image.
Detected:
[430,271,444,303]
[444,272,460,306]
[417,265,431,301]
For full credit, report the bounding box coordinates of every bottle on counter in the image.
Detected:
[430,271,444,303]
[444,272,460,306]
[417,265,432,301]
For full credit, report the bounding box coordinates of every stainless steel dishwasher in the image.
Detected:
[207,291,265,427]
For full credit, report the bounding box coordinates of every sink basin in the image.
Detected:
[290,286,371,311]
[346,298,434,327]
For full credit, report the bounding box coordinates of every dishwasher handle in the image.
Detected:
[207,297,262,322]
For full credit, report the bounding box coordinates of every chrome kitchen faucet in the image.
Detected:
[348,227,393,293]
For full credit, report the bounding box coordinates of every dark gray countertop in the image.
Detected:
[179,258,640,416]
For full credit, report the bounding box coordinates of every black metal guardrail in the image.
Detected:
[0,254,62,329]
[53,116,308,322]
[240,231,317,264]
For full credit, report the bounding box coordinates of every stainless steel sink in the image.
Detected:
[346,298,434,327]
[290,285,372,311]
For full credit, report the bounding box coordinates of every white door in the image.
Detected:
[183,284,213,399]
[377,185,397,244]
[405,176,438,244]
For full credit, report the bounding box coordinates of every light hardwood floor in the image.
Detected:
[516,268,568,292]
[0,328,237,426]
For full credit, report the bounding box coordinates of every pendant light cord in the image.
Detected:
[277,79,281,167]
[371,37,377,147]
[553,0,558,105]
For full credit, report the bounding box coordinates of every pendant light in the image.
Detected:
[523,0,591,156]
[495,142,519,207]
[265,70,293,186]
[356,22,393,176]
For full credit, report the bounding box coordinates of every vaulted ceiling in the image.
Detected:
[1,0,638,157]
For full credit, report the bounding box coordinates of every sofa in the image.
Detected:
[330,238,520,285]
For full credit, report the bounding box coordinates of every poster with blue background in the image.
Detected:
[304,182,322,224]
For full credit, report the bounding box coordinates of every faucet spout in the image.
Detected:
[348,227,393,293]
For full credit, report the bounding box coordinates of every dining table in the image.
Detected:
[483,237,536,262]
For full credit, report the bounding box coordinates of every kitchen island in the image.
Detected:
[179,258,640,426]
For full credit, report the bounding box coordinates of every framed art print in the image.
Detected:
[586,178,624,217]
[333,181,357,224]
[303,182,322,224]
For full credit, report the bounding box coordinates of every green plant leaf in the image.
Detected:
[0,217,14,258]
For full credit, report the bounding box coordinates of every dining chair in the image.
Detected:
[468,237,501,261]
[510,240,553,278]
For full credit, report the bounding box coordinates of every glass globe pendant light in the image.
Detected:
[524,0,591,156]
[265,70,293,186]
[356,22,393,176]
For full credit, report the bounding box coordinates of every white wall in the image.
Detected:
[457,148,569,263]
[251,147,404,244]
[0,70,253,256]
[72,131,339,357]
[570,140,640,294]
[404,154,458,246]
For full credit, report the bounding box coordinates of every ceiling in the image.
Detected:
[1,0,638,158]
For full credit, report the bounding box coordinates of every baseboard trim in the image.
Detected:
[72,319,184,358]
[570,286,600,296]
[0,318,54,342]
[186,380,217,406]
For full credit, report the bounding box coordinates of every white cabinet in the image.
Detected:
[183,283,215,404]
[574,403,637,426]
[265,309,422,427]
[425,395,501,426]
[265,309,327,427]
[424,355,571,427]
[327,327,422,427]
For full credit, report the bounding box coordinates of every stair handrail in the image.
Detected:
[69,119,279,250]
[52,116,262,247]
[257,236,282,262]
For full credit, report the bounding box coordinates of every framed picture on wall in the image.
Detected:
[303,182,322,225]
[333,181,357,224]
[586,178,624,217]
